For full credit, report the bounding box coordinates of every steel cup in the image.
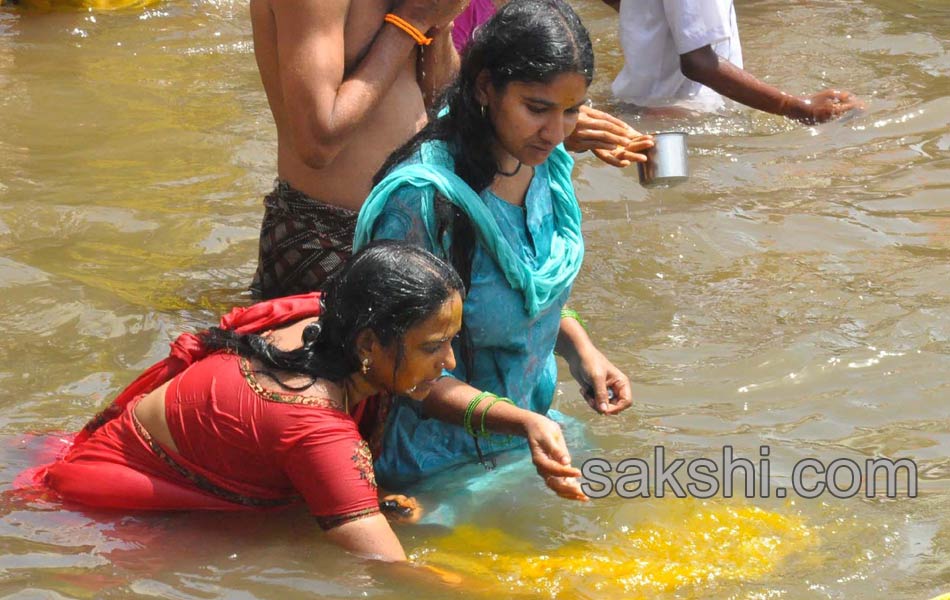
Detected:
[637,131,689,188]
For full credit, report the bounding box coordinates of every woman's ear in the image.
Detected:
[474,69,492,107]
[354,329,379,363]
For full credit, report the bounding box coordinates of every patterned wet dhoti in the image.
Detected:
[251,181,358,299]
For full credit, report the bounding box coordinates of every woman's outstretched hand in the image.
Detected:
[522,414,588,501]
[564,105,654,167]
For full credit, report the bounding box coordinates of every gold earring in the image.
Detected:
[480,104,487,119]
[361,358,370,375]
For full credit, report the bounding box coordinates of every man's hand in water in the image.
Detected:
[787,89,864,124]
[522,414,589,501]
[564,105,654,168]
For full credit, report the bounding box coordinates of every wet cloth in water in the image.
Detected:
[251,181,359,299]
[354,140,583,485]
[18,294,386,530]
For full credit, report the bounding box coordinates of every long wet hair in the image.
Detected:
[202,241,464,387]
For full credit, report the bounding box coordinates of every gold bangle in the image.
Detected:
[384,13,433,46]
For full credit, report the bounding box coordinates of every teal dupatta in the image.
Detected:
[353,141,583,317]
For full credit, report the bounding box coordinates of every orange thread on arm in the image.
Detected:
[384,13,433,46]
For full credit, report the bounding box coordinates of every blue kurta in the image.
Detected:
[357,143,583,485]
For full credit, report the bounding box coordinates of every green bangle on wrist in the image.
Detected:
[464,391,493,437]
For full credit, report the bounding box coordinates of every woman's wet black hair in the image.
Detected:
[201,240,465,386]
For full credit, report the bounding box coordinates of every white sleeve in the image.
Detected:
[662,0,735,55]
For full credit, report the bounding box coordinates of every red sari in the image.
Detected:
[17,293,388,530]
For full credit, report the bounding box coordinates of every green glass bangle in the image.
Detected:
[464,391,493,437]
[560,307,588,332]
[479,396,516,437]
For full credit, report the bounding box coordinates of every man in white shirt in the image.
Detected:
[603,0,861,123]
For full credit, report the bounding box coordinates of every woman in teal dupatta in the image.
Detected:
[353,0,638,499]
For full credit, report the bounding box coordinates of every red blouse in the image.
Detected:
[159,353,381,529]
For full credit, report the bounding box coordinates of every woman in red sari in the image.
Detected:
[21,241,466,561]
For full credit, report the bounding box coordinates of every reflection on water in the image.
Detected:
[0,0,948,597]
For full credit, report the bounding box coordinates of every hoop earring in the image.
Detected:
[361,358,371,375]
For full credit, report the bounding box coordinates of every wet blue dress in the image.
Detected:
[354,141,583,485]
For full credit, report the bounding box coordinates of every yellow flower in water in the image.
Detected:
[415,499,817,598]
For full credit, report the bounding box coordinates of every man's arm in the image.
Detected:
[417,26,460,110]
[272,0,455,169]
[679,45,861,124]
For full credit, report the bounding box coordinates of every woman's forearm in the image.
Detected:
[421,375,584,493]
[421,377,531,437]
[555,313,596,368]
[420,368,586,498]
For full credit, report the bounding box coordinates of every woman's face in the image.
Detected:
[367,291,463,401]
[481,72,589,167]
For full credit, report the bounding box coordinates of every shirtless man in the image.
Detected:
[249,0,466,298]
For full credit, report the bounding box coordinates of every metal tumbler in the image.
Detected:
[637,131,689,188]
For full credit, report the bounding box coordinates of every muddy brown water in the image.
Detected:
[0,1,947,598]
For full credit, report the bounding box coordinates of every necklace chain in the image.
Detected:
[498,161,522,177]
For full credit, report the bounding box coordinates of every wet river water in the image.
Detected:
[0,0,948,598]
